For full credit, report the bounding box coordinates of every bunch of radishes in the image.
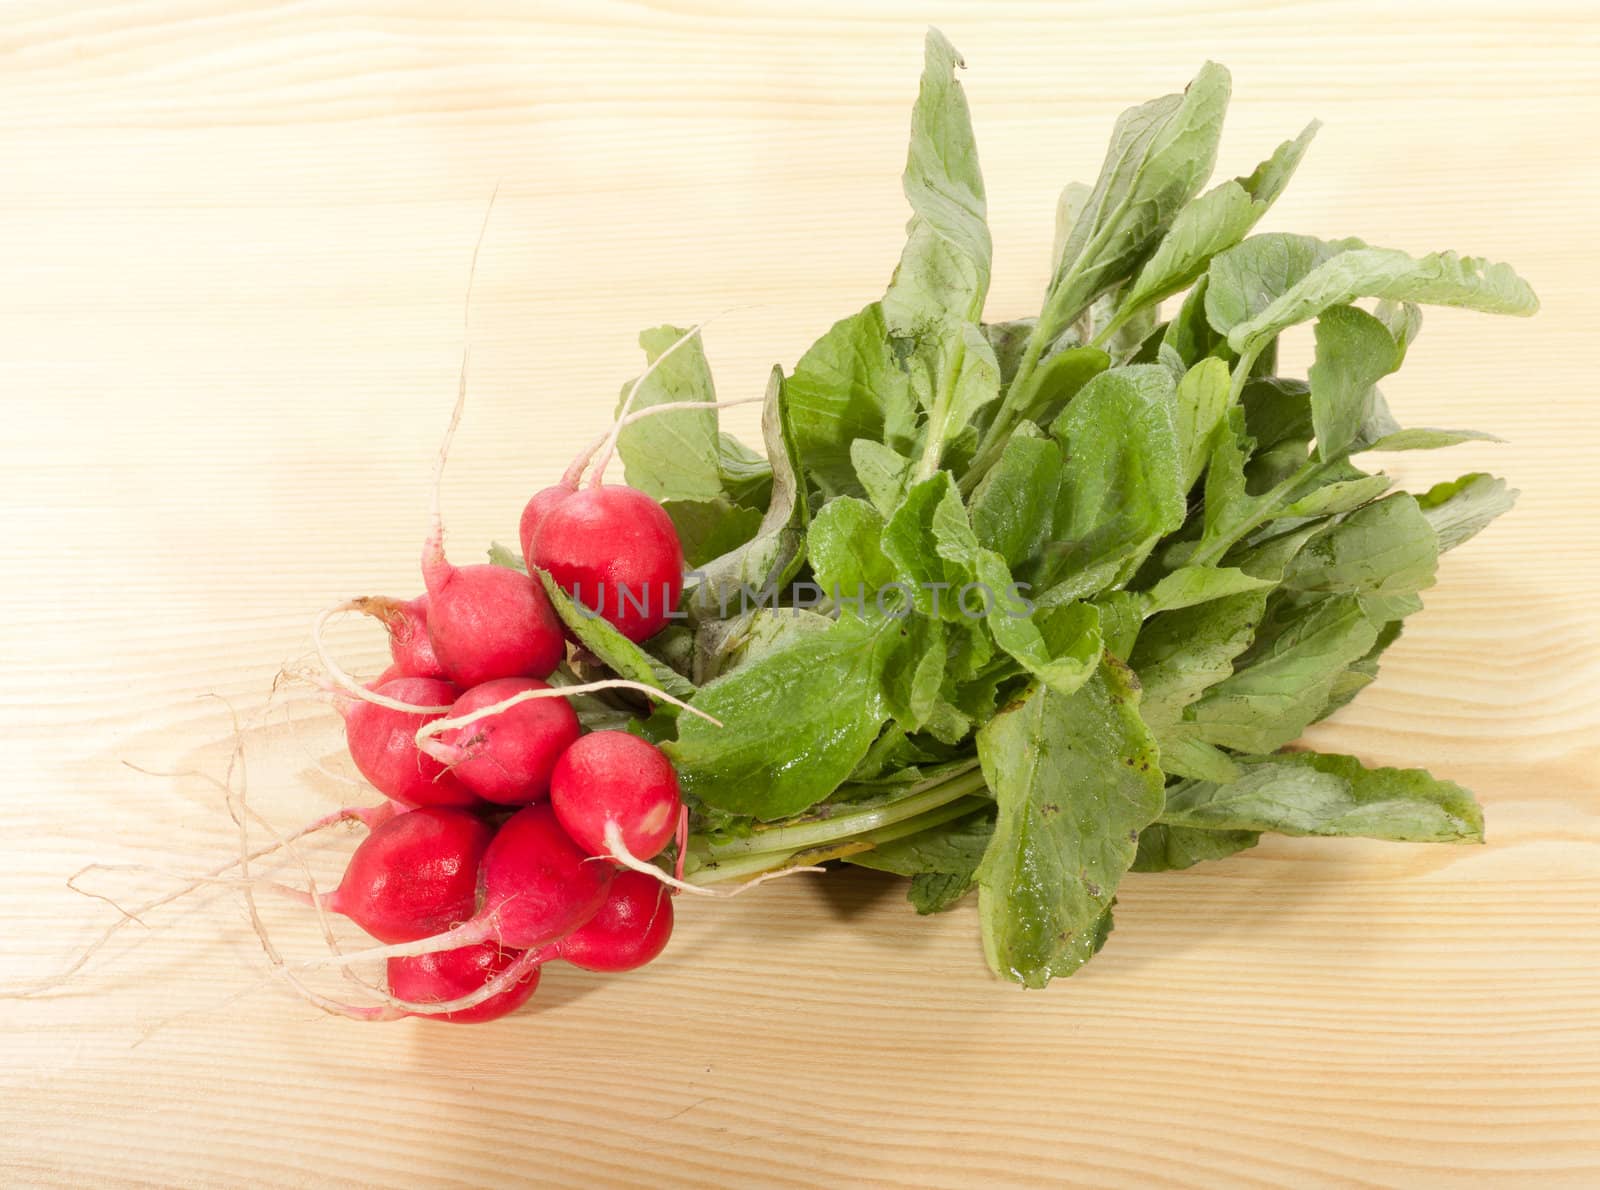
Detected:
[296,339,722,1023]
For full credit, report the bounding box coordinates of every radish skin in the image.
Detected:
[529,486,685,643]
[550,731,681,860]
[387,942,541,1024]
[554,870,673,973]
[420,677,580,805]
[295,803,612,970]
[340,677,477,808]
[317,807,493,944]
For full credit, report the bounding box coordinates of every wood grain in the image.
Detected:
[2,2,1597,1185]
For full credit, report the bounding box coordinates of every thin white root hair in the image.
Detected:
[564,394,766,488]
[291,918,496,972]
[602,822,823,899]
[411,678,720,752]
[277,942,546,1021]
[2,782,379,998]
[428,186,498,546]
[588,312,757,487]
[311,602,452,714]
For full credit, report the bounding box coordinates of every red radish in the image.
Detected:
[387,943,540,1024]
[519,483,576,570]
[420,677,580,805]
[352,594,446,680]
[554,870,674,973]
[551,731,682,861]
[478,803,613,947]
[422,534,566,687]
[528,486,685,642]
[313,807,493,943]
[341,677,477,808]
[299,803,613,969]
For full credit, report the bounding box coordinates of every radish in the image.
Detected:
[419,677,581,805]
[518,483,575,568]
[387,943,540,1024]
[340,677,477,808]
[352,594,446,680]
[422,542,565,688]
[297,803,613,969]
[519,321,766,642]
[306,807,493,943]
[417,295,566,690]
[554,869,674,973]
[527,487,685,643]
[550,730,681,861]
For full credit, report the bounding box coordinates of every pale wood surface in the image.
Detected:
[2,3,1597,1186]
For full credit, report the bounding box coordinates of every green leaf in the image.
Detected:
[1308,304,1400,461]
[976,659,1164,986]
[1175,357,1231,489]
[486,540,526,571]
[1132,823,1259,872]
[1162,276,1225,367]
[1093,590,1145,661]
[667,614,893,820]
[885,473,1103,696]
[615,325,724,502]
[914,322,1003,475]
[1113,122,1316,328]
[1416,472,1518,552]
[1205,233,1365,342]
[1153,729,1242,782]
[848,805,996,914]
[807,496,898,596]
[534,569,697,703]
[883,29,991,332]
[715,433,774,509]
[1282,472,1392,518]
[1133,588,1269,729]
[1185,594,1380,752]
[690,608,834,684]
[851,438,915,518]
[1120,182,1259,319]
[881,474,977,621]
[1227,247,1540,356]
[1284,494,1439,597]
[1046,365,1185,585]
[689,367,809,620]
[1049,182,1092,278]
[1374,299,1424,365]
[787,303,917,497]
[1005,345,1110,430]
[1161,751,1484,843]
[968,427,1064,568]
[1045,63,1232,336]
[1361,427,1500,452]
[874,614,948,733]
[1236,120,1320,204]
[662,497,764,569]
[1144,564,1276,614]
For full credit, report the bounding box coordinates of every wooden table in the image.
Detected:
[3,3,1596,1185]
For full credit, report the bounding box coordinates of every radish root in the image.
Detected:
[311,602,452,714]
[564,394,765,488]
[412,678,720,759]
[602,822,823,899]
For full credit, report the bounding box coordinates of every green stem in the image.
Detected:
[700,765,987,862]
[914,337,969,482]
[685,792,990,887]
[1187,455,1328,568]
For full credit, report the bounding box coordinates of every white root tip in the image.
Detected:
[312,603,452,715]
[603,822,822,899]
